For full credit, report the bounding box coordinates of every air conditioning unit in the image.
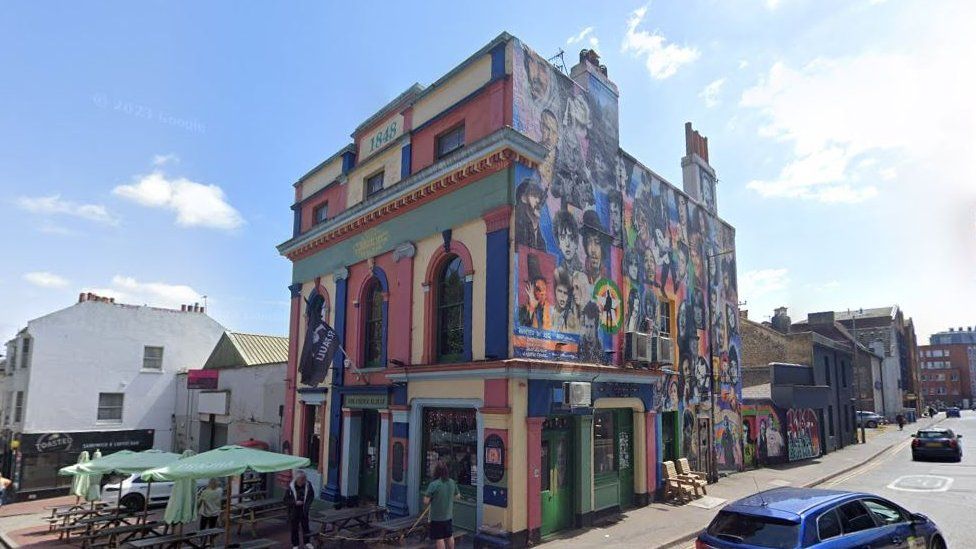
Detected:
[653,335,675,365]
[563,382,592,408]
[625,332,651,363]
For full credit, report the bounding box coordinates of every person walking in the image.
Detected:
[423,462,460,549]
[0,474,12,507]
[284,470,315,549]
[896,413,906,431]
[196,478,222,530]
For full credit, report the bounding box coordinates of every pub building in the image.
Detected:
[277,33,743,546]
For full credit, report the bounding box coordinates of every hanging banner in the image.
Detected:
[299,292,338,386]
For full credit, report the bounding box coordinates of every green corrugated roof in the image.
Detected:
[203,331,288,369]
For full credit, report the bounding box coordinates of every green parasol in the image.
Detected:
[60,449,182,476]
[162,450,198,525]
[69,451,91,500]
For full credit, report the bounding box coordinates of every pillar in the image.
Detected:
[526,417,543,542]
[575,414,594,526]
[324,268,348,501]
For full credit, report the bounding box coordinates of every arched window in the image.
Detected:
[437,256,465,362]
[363,281,384,367]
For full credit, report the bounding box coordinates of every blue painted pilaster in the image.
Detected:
[484,227,510,359]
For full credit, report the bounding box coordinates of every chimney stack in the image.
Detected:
[771,307,791,334]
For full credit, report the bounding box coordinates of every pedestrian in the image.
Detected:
[423,462,460,549]
[0,474,11,507]
[896,413,906,431]
[284,470,315,549]
[196,478,222,531]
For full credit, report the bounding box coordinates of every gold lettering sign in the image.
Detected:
[354,228,390,260]
[344,394,388,409]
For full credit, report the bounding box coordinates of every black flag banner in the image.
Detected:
[299,292,339,386]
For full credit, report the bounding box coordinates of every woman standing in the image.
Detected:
[196,478,222,530]
[424,462,460,549]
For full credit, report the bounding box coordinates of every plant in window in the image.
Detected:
[437,256,465,361]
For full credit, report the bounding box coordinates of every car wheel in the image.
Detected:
[867,421,877,428]
[120,493,144,512]
[931,535,947,549]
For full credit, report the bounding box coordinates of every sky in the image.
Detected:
[1,0,973,346]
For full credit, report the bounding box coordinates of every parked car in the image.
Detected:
[101,474,211,511]
[855,411,884,428]
[945,407,961,418]
[912,428,963,462]
[696,487,945,549]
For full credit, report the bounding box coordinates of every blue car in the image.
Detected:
[696,487,944,548]
[945,407,961,418]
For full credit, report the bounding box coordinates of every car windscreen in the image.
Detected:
[707,510,800,549]
[917,431,951,439]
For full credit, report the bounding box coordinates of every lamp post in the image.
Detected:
[705,248,735,482]
[848,308,866,444]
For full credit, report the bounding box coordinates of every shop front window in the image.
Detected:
[594,410,616,474]
[421,408,477,500]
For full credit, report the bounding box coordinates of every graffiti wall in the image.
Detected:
[511,40,621,362]
[786,408,822,461]
[742,402,785,467]
[511,40,741,472]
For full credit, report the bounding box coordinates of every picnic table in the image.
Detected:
[55,513,140,542]
[47,506,109,532]
[230,498,288,537]
[124,527,223,549]
[77,520,166,549]
[312,505,386,536]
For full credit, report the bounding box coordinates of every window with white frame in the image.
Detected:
[97,393,124,422]
[14,391,24,422]
[21,338,30,369]
[143,346,164,370]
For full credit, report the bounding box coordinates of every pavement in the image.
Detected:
[542,414,943,549]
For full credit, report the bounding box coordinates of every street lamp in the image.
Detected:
[848,308,866,444]
[706,248,735,482]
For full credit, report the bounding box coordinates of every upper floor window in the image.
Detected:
[97,392,124,422]
[437,256,465,362]
[436,124,465,160]
[143,346,164,370]
[14,391,24,422]
[21,338,30,369]
[313,203,329,224]
[658,301,672,336]
[365,171,385,199]
[363,281,385,368]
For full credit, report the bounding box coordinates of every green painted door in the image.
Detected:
[615,410,634,509]
[359,410,380,501]
[541,428,573,536]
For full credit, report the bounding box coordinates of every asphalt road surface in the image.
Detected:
[817,410,976,547]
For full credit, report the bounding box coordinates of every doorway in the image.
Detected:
[358,410,380,502]
[541,423,573,537]
[697,417,713,480]
[302,404,321,468]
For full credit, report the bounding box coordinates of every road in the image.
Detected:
[816,410,976,546]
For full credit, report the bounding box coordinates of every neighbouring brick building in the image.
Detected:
[919,326,976,408]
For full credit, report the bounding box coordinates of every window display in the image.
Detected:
[421,408,477,501]
[594,409,616,474]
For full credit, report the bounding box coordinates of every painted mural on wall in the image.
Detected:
[786,408,822,461]
[511,40,742,472]
[511,40,620,363]
[742,403,785,467]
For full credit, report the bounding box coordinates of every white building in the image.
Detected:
[0,292,225,500]
[174,331,287,454]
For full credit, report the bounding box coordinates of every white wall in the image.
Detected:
[22,300,225,450]
[174,363,285,453]
[870,340,903,419]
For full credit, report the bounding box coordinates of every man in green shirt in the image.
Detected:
[423,462,460,549]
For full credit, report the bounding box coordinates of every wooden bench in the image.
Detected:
[77,520,165,548]
[231,499,288,537]
[124,527,223,548]
[312,505,385,535]
[662,460,702,503]
[371,514,429,545]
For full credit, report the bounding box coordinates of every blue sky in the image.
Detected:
[1,0,973,345]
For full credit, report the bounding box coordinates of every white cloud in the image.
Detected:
[152,153,179,166]
[739,268,790,302]
[765,0,782,9]
[23,271,70,289]
[17,194,118,225]
[740,22,976,204]
[113,170,244,231]
[87,275,202,309]
[621,5,700,79]
[567,27,600,50]
[738,59,750,70]
[699,78,726,108]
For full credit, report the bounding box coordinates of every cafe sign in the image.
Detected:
[344,394,388,409]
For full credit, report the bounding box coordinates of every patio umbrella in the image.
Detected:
[141,445,310,546]
[60,449,182,514]
[162,450,198,527]
[69,451,91,502]
[87,449,103,502]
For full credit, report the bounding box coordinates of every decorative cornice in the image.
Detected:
[333,267,349,281]
[281,147,536,262]
[393,242,417,262]
[482,204,512,233]
[277,127,545,261]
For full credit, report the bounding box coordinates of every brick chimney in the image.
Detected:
[771,307,791,334]
[681,122,718,214]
